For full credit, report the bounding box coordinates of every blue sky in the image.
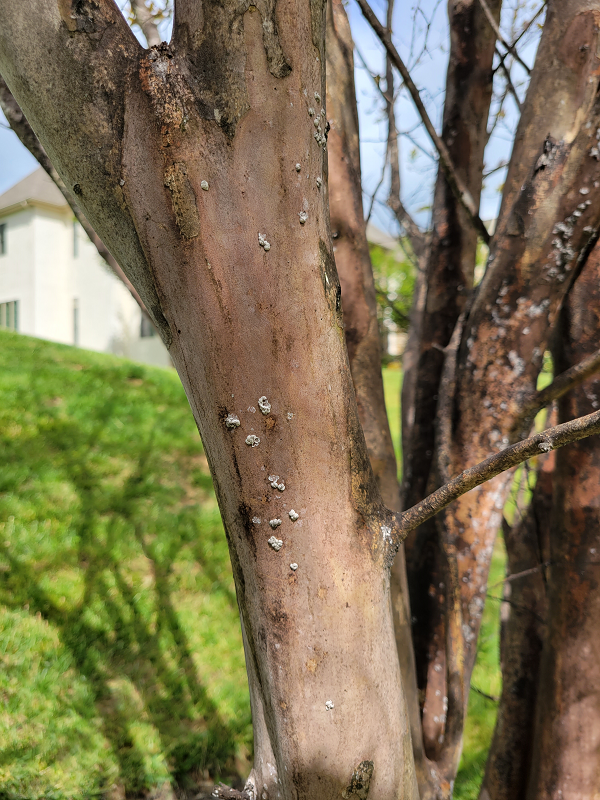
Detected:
[0,0,542,234]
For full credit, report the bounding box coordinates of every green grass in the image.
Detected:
[0,331,502,799]
[0,330,251,799]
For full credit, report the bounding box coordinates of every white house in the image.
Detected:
[0,167,171,367]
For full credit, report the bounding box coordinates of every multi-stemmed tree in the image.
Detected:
[3,1,600,798]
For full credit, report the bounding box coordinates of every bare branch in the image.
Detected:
[483,159,509,179]
[353,43,427,256]
[383,0,428,260]
[523,348,600,419]
[130,0,161,47]
[510,1,546,51]
[394,408,600,538]
[0,0,171,340]
[355,0,491,245]
[0,75,150,320]
[495,48,522,112]
[477,0,531,75]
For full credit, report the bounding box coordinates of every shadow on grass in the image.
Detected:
[0,335,250,798]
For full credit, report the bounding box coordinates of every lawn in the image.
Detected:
[0,331,502,798]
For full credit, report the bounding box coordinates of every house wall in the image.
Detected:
[0,204,171,368]
[32,206,73,343]
[0,207,36,334]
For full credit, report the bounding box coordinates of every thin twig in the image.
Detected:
[354,43,427,255]
[471,685,499,703]
[477,0,531,75]
[355,0,491,245]
[483,159,509,179]
[395,407,600,537]
[495,48,522,112]
[511,1,546,50]
[522,348,600,419]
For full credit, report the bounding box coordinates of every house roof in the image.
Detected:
[0,167,68,216]
[366,222,403,252]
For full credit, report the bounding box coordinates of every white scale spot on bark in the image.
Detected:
[286,412,294,420]
[200,180,209,191]
[538,440,552,452]
[269,475,286,491]
[299,211,308,225]
[289,510,299,521]
[258,396,271,415]
[268,536,283,551]
[225,414,240,428]
[248,406,256,413]
[316,177,322,188]
[295,163,301,172]
[325,700,334,710]
[258,233,271,251]
[381,525,392,543]
[245,434,260,447]
[314,92,321,103]
[269,518,282,529]
[290,563,298,570]
[308,107,315,116]
[580,187,591,195]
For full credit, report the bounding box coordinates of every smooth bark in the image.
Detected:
[324,0,424,786]
[0,2,419,797]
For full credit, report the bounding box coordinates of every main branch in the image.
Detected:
[0,76,149,319]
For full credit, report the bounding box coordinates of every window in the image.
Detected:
[140,315,156,338]
[0,224,5,255]
[0,300,18,331]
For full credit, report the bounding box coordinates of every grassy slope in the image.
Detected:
[0,332,501,798]
[0,331,250,799]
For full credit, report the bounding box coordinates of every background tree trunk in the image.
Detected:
[479,451,552,800]
[399,0,501,783]
[525,247,600,799]
[324,1,425,790]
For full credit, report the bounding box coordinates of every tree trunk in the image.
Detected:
[0,1,419,797]
[525,247,600,799]
[324,0,423,787]
[479,451,552,800]
[399,0,501,782]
